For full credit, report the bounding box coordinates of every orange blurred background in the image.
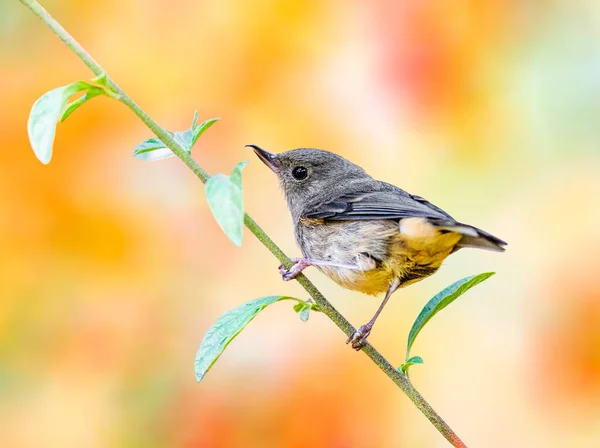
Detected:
[2,1,600,447]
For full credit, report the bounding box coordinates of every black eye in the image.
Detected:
[291,166,308,180]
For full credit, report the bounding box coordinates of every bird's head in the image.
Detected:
[248,145,370,218]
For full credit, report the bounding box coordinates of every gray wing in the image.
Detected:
[303,188,454,223]
[303,186,507,251]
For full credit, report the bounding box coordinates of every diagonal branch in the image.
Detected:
[18,1,467,446]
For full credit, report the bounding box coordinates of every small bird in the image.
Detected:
[249,145,506,350]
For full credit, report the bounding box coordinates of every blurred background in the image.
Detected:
[2,0,600,446]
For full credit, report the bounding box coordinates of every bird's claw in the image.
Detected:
[346,324,372,351]
[278,264,297,281]
[278,258,307,281]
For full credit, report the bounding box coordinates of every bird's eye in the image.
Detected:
[291,166,308,180]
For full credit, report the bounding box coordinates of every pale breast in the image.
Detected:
[295,218,399,295]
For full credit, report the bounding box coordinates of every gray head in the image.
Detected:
[248,145,371,219]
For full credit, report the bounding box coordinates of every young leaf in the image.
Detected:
[176,116,220,150]
[299,306,310,322]
[405,272,495,360]
[27,81,102,164]
[191,110,199,128]
[293,302,304,313]
[292,299,314,322]
[133,137,177,162]
[195,295,297,382]
[132,113,219,161]
[191,117,219,147]
[92,72,109,87]
[60,87,105,122]
[399,356,424,375]
[205,161,248,246]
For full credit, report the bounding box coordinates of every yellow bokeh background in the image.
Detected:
[2,1,600,447]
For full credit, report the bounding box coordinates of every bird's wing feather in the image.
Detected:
[303,187,507,251]
[303,189,454,222]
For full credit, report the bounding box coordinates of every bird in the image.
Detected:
[248,145,506,350]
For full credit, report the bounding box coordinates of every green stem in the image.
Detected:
[19,1,466,446]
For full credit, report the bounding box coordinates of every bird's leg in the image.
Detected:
[346,277,401,350]
[278,258,361,281]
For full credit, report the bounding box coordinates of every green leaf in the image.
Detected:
[292,298,317,322]
[299,306,310,322]
[191,117,219,147]
[132,137,177,162]
[176,115,220,150]
[92,72,109,87]
[405,272,495,360]
[399,356,424,375]
[293,302,304,313]
[60,87,105,122]
[27,81,103,164]
[205,161,248,246]
[132,113,219,161]
[195,295,295,382]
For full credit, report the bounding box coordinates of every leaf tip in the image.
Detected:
[32,146,52,165]
[299,309,310,322]
[29,137,53,165]
[235,160,249,171]
[399,356,424,375]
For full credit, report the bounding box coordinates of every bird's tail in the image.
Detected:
[436,222,507,252]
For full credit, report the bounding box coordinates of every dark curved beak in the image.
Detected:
[246,144,281,173]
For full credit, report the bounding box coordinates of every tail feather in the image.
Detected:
[455,234,506,252]
[436,221,507,252]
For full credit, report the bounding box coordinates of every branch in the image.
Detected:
[18,1,467,446]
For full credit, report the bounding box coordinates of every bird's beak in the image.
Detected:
[246,144,281,173]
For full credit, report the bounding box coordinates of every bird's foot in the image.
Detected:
[278,258,311,281]
[346,324,372,351]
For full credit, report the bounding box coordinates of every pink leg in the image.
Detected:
[278,258,312,281]
[346,277,401,350]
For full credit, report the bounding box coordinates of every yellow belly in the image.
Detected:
[317,263,399,296]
